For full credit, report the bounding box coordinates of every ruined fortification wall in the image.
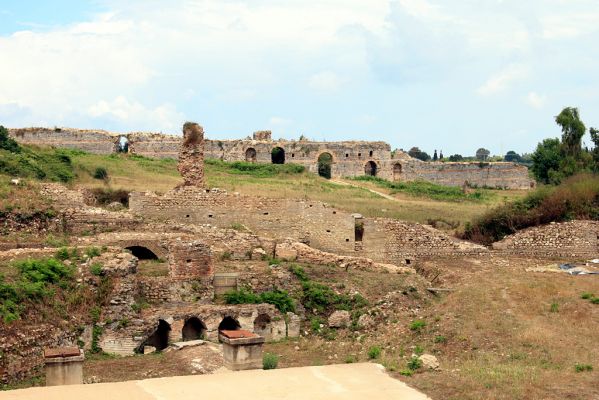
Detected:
[492,220,599,258]
[390,155,533,189]
[8,127,118,154]
[129,188,487,262]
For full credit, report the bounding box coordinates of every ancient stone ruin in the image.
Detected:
[177,122,205,187]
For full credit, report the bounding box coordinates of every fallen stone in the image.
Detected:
[328,310,351,328]
[171,340,205,350]
[418,354,440,370]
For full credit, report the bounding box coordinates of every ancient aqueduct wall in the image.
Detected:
[8,127,533,189]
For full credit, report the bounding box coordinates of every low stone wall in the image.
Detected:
[492,220,599,258]
[9,127,118,154]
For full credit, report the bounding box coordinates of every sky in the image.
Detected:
[0,0,598,156]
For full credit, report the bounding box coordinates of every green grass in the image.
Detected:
[351,176,493,202]
[205,158,305,177]
[0,146,75,182]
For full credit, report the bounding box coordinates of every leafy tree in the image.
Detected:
[589,127,599,172]
[475,148,490,161]
[439,151,443,160]
[531,138,562,184]
[432,150,438,161]
[556,107,586,157]
[408,147,431,161]
[448,154,463,162]
[0,125,20,153]
[504,151,522,162]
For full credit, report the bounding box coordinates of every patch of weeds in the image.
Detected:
[399,369,414,376]
[90,262,103,276]
[368,345,382,360]
[414,345,424,356]
[263,353,278,370]
[345,355,357,363]
[310,316,324,333]
[220,251,232,261]
[575,363,593,372]
[590,297,599,305]
[407,356,422,371]
[409,319,426,332]
[85,246,102,258]
[383,360,398,372]
[55,247,70,261]
[550,301,559,313]
[434,335,446,344]
[580,292,594,300]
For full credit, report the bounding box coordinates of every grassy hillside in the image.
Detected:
[0,146,528,229]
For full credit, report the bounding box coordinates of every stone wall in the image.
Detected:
[492,220,599,258]
[9,127,533,189]
[8,127,118,154]
[129,188,487,262]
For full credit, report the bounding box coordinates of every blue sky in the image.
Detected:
[1,0,598,155]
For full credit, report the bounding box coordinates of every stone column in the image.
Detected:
[177,122,205,187]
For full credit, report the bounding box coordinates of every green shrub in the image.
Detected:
[591,297,599,304]
[345,355,357,363]
[55,247,70,261]
[289,264,309,282]
[91,325,103,353]
[93,167,109,180]
[414,345,424,355]
[434,335,447,344]
[575,363,593,372]
[399,369,414,376]
[368,345,382,359]
[0,146,74,182]
[85,247,102,258]
[90,263,103,276]
[223,288,295,313]
[409,319,426,332]
[310,317,323,333]
[90,306,101,323]
[407,356,422,371]
[581,292,594,300]
[550,302,559,313]
[0,126,20,153]
[263,352,278,370]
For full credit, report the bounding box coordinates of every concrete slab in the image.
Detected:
[0,363,431,400]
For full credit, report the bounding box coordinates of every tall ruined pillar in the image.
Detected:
[177,122,205,187]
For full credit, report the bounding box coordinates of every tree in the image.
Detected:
[531,138,562,184]
[0,125,20,153]
[448,154,463,162]
[475,148,490,161]
[432,150,438,161]
[504,151,521,162]
[555,107,586,157]
[590,127,599,172]
[439,151,443,160]
[408,147,431,161]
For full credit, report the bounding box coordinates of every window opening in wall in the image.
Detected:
[186,214,190,218]
[364,161,377,176]
[291,153,295,157]
[405,259,412,265]
[354,218,364,242]
[253,314,272,339]
[208,214,213,218]
[358,152,361,157]
[245,147,257,162]
[345,153,349,157]
[182,317,207,341]
[317,152,333,179]
[271,147,285,164]
[326,229,331,233]
[369,150,373,157]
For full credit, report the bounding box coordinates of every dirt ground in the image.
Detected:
[81,255,599,400]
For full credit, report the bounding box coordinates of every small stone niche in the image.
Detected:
[219,329,265,371]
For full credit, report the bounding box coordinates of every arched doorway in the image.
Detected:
[218,316,241,332]
[253,314,272,339]
[271,147,285,164]
[245,148,257,162]
[117,135,129,153]
[182,317,207,341]
[125,246,159,260]
[317,152,333,179]
[141,319,171,352]
[364,161,377,177]
[393,163,402,181]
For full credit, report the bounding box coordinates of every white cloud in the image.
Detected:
[526,92,546,109]
[541,13,599,39]
[477,64,529,96]
[308,71,345,92]
[88,96,184,132]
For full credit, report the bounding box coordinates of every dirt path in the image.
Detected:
[330,179,398,201]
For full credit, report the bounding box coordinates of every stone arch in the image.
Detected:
[182,317,207,341]
[218,316,241,332]
[125,245,159,260]
[140,319,171,352]
[245,147,257,162]
[271,147,285,164]
[117,135,129,153]
[364,161,378,177]
[317,152,333,179]
[393,163,402,181]
[253,313,272,339]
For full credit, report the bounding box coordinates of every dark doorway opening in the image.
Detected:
[354,218,364,242]
[125,246,159,260]
[218,316,241,332]
[271,147,285,164]
[117,136,129,153]
[245,147,257,162]
[317,152,333,179]
[364,161,377,176]
[182,317,207,341]
[142,319,171,351]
